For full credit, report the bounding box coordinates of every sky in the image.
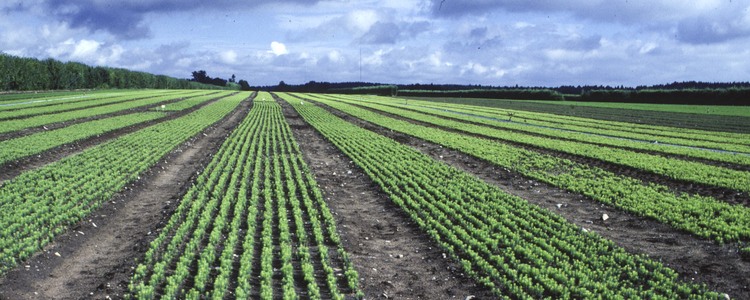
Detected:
[2,0,750,87]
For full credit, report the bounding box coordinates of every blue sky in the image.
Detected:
[2,0,749,86]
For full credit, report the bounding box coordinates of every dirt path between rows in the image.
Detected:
[0,94,254,300]
[0,93,236,184]
[277,96,495,299]
[297,95,750,299]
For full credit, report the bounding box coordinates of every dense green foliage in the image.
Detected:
[129,93,361,299]
[0,53,234,91]
[280,93,720,299]
[298,94,750,243]
[0,92,248,275]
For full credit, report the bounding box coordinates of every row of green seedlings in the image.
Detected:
[314,94,750,193]
[281,93,722,299]
[342,94,750,166]
[299,94,750,244]
[153,91,235,111]
[0,93,247,275]
[451,101,750,148]
[0,112,165,165]
[0,90,144,111]
[385,96,750,148]
[0,90,210,134]
[128,97,360,299]
[0,89,185,120]
[448,97,750,135]
[0,90,103,104]
[0,91,247,165]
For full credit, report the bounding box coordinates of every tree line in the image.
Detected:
[0,53,235,91]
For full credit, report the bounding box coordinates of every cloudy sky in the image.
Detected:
[2,0,749,86]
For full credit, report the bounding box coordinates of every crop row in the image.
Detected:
[0,91,239,166]
[128,94,361,299]
[394,96,750,147]
[354,96,750,166]
[0,90,212,134]
[312,94,750,193]
[0,90,114,106]
[0,92,249,275]
[418,96,749,134]
[279,93,720,298]
[294,94,750,243]
[0,91,79,103]
[154,91,235,111]
[0,90,183,120]
[0,111,165,165]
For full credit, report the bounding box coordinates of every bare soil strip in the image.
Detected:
[0,93,236,184]
[277,97,496,299]
[0,95,254,300]
[331,99,750,207]
[302,96,750,299]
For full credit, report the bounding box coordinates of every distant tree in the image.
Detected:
[191,70,209,84]
[238,79,251,91]
[274,80,289,91]
[230,74,236,83]
[210,77,227,87]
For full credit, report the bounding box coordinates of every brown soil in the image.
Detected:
[277,96,496,299]
[0,94,254,300]
[0,93,235,184]
[298,95,750,299]
[330,98,750,207]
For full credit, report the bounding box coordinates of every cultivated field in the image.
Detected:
[0,90,747,299]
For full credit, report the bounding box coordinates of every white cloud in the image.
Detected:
[270,41,289,56]
[175,57,193,67]
[327,50,342,62]
[97,44,124,65]
[346,10,379,32]
[46,38,76,57]
[4,0,750,87]
[219,50,238,64]
[71,39,101,59]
